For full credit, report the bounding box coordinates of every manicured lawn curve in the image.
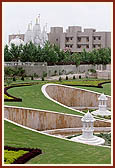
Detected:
[4,146,42,164]
[76,83,111,96]
[4,79,111,102]
[5,82,111,116]
[59,79,110,88]
[5,84,84,116]
[4,120,111,164]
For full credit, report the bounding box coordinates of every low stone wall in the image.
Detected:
[47,64,111,77]
[5,62,111,79]
[96,70,111,79]
[4,106,110,131]
[4,62,47,77]
[45,84,111,108]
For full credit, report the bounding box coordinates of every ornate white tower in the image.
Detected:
[92,93,111,117]
[71,111,105,145]
[24,23,33,44]
[41,24,48,47]
[33,16,42,46]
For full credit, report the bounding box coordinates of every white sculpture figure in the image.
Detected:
[71,111,105,145]
[91,93,111,117]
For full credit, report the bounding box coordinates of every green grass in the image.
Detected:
[5,84,83,116]
[4,120,111,164]
[4,82,111,116]
[58,79,110,87]
[76,83,111,96]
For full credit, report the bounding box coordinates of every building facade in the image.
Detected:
[9,16,48,47]
[9,34,25,43]
[48,26,111,53]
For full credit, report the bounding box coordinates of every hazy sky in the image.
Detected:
[3,2,113,44]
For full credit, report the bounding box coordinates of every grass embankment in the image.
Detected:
[4,82,111,116]
[76,83,111,96]
[4,84,82,116]
[4,120,111,164]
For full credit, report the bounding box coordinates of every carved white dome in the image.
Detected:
[10,36,24,46]
[98,93,108,101]
[82,111,95,122]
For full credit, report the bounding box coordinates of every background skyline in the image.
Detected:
[3,2,113,44]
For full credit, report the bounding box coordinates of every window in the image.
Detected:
[70,45,73,48]
[86,37,89,42]
[77,44,81,48]
[65,37,69,42]
[77,37,81,42]
[56,38,58,42]
[98,44,101,48]
[86,45,89,48]
[70,37,73,40]
[98,36,101,40]
[93,44,96,48]
[93,37,96,40]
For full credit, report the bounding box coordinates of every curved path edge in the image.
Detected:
[41,83,111,123]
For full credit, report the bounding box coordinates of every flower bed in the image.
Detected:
[4,79,111,102]
[4,150,28,164]
[59,79,111,88]
[4,146,42,164]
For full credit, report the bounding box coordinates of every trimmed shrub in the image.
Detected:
[4,150,28,164]
[66,76,68,80]
[21,76,24,81]
[79,75,81,79]
[31,76,34,80]
[13,77,16,81]
[42,76,44,81]
[73,75,75,80]
[59,77,62,82]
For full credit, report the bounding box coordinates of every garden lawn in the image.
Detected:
[4,120,111,164]
[4,84,83,116]
[75,83,111,96]
[4,83,111,116]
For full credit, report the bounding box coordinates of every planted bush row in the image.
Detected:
[4,150,28,164]
[4,146,42,164]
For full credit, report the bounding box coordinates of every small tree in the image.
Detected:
[13,77,16,81]
[59,76,62,82]
[6,78,12,86]
[66,76,68,80]
[42,76,44,81]
[73,75,75,80]
[21,76,24,81]
[31,76,34,80]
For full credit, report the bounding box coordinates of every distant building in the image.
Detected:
[9,36,25,47]
[48,26,111,53]
[8,23,111,53]
[9,34,25,43]
[8,16,48,47]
